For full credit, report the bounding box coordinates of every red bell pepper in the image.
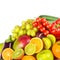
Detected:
[50,19,60,40]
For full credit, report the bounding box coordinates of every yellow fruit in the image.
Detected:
[2,48,14,60]
[22,55,36,60]
[30,37,43,53]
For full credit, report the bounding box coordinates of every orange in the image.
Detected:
[2,48,14,60]
[22,55,36,60]
[52,41,60,58]
[30,37,43,53]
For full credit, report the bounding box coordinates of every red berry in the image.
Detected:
[42,21,48,26]
[41,18,46,23]
[43,30,49,35]
[36,18,41,22]
[39,27,45,32]
[37,24,43,29]
[46,24,52,29]
[50,29,56,34]
[33,21,38,27]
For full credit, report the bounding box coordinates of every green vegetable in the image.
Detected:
[39,15,58,23]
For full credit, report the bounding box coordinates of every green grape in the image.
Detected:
[26,24,31,30]
[27,19,34,23]
[11,36,16,41]
[12,25,20,33]
[27,30,31,35]
[18,29,24,36]
[15,28,20,33]
[30,25,33,29]
[12,33,18,39]
[30,30,36,37]
[33,27,38,32]
[23,30,27,34]
[22,21,26,25]
[26,19,31,23]
[14,26,20,33]
[21,25,26,29]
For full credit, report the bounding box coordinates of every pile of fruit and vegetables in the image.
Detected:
[0,15,60,60]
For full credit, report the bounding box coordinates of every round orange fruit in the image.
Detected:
[22,55,36,60]
[2,48,14,60]
[30,37,43,53]
[52,41,60,58]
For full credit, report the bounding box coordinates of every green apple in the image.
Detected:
[36,50,54,60]
[47,34,56,45]
[42,37,51,49]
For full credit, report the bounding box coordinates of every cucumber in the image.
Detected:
[39,15,58,23]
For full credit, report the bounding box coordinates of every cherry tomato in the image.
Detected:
[39,27,45,32]
[43,30,49,35]
[41,18,46,23]
[33,21,38,27]
[50,29,56,34]
[37,24,43,29]
[42,21,48,26]
[46,24,52,29]
[36,18,41,22]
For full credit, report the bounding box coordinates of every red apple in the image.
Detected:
[13,35,31,50]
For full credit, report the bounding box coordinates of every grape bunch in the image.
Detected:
[11,19,38,41]
[11,25,20,41]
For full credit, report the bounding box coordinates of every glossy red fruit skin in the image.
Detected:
[18,35,31,48]
[33,17,51,36]
[37,24,43,29]
[42,21,48,26]
[41,18,46,23]
[39,27,45,32]
[33,21,38,27]
[56,19,60,24]
[46,24,52,29]
[43,30,49,35]
[36,18,42,22]
[49,19,60,40]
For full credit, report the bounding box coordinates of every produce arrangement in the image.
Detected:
[0,15,60,60]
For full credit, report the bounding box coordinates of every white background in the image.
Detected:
[0,0,60,43]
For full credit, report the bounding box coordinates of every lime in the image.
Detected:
[42,37,51,49]
[25,43,36,55]
[47,34,56,45]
